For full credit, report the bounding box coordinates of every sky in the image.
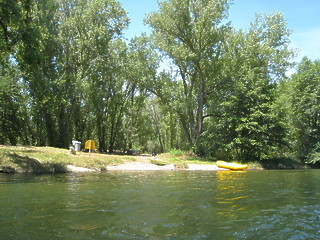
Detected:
[119,0,320,63]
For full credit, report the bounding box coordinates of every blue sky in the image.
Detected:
[119,0,319,62]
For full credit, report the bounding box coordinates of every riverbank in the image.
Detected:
[6,145,307,173]
[0,145,248,173]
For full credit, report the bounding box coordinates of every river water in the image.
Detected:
[1,170,320,239]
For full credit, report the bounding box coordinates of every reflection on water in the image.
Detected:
[216,171,249,220]
[1,170,320,239]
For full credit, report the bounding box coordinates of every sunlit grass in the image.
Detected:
[0,145,134,173]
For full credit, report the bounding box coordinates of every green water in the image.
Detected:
[1,170,320,239]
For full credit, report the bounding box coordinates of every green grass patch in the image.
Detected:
[0,145,133,173]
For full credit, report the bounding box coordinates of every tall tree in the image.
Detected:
[76,0,129,152]
[0,59,23,145]
[200,13,294,161]
[12,0,62,146]
[0,0,36,145]
[145,0,231,147]
[289,57,320,163]
[13,0,130,148]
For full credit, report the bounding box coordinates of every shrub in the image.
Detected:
[169,149,184,157]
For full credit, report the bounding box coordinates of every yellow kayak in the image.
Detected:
[216,161,248,171]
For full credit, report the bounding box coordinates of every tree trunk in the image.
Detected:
[196,63,205,140]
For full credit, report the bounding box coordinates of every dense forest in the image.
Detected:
[0,0,319,164]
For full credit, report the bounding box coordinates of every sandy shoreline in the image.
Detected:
[106,162,223,171]
[67,162,225,172]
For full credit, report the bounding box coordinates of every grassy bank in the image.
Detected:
[0,145,211,173]
[0,145,134,173]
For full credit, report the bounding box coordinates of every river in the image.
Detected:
[1,170,320,239]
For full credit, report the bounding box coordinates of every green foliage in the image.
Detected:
[0,59,24,145]
[169,149,184,157]
[0,0,32,56]
[0,0,316,168]
[288,57,320,163]
[197,13,293,162]
[305,143,320,164]
[145,0,231,145]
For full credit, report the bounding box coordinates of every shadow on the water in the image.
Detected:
[259,157,301,170]
[5,153,68,173]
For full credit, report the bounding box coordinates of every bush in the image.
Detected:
[169,149,184,157]
[305,143,320,164]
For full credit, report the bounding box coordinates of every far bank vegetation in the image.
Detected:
[1,0,319,167]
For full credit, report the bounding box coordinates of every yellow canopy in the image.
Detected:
[85,140,96,150]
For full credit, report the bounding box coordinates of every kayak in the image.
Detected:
[216,161,248,170]
[216,160,248,171]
